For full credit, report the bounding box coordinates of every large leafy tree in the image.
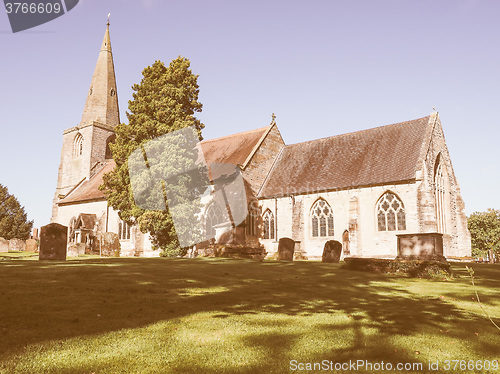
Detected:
[0,184,33,240]
[468,209,500,261]
[100,57,205,257]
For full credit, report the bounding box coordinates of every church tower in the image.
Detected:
[51,22,120,222]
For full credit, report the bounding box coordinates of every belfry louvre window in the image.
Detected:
[73,133,83,158]
[377,192,406,231]
[262,209,275,240]
[119,220,131,240]
[311,199,334,237]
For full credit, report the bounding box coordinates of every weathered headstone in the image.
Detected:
[67,243,86,257]
[9,238,26,252]
[39,223,67,261]
[26,238,38,253]
[278,237,295,261]
[0,237,8,253]
[100,232,121,257]
[322,240,342,263]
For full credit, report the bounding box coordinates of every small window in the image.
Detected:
[89,87,93,95]
[311,199,334,237]
[376,192,406,231]
[73,133,83,158]
[118,220,131,240]
[110,88,115,97]
[262,209,275,240]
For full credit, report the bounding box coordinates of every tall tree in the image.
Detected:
[100,57,205,257]
[468,209,500,262]
[0,184,33,240]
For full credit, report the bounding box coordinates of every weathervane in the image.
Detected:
[107,13,111,26]
[271,113,276,123]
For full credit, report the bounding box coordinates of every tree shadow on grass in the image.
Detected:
[0,258,499,373]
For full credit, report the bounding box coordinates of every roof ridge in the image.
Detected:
[286,116,430,148]
[201,125,270,143]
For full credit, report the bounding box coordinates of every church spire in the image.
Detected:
[80,21,120,127]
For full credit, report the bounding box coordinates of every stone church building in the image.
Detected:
[51,24,471,259]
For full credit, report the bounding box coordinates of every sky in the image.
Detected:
[0,0,499,229]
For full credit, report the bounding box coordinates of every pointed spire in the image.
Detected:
[80,21,120,127]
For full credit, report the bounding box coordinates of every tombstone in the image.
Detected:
[0,237,8,253]
[100,232,121,257]
[277,237,295,261]
[9,238,26,252]
[39,223,68,261]
[322,240,342,263]
[67,243,86,257]
[396,233,445,261]
[26,238,38,253]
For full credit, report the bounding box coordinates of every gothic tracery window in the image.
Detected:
[205,202,227,238]
[73,133,83,158]
[435,157,447,233]
[311,199,334,237]
[262,209,275,240]
[376,192,406,231]
[119,219,131,240]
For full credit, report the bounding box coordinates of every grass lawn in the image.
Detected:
[0,258,499,373]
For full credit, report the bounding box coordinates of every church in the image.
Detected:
[51,24,471,260]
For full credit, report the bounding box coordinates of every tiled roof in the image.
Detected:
[200,126,270,166]
[259,116,431,198]
[58,161,115,204]
[58,126,271,206]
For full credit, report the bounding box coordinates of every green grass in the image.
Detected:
[0,258,499,373]
[0,251,38,260]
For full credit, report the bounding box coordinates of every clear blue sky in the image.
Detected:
[1,0,499,229]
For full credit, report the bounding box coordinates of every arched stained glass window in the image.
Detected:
[262,209,275,240]
[376,192,406,231]
[311,199,334,237]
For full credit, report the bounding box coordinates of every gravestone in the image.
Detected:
[278,237,295,261]
[9,238,26,252]
[322,240,342,263]
[26,238,38,253]
[0,237,8,253]
[67,243,86,257]
[396,233,445,261]
[39,223,67,261]
[100,232,121,257]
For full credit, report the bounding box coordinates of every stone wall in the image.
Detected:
[260,183,421,260]
[242,124,285,197]
[416,114,471,257]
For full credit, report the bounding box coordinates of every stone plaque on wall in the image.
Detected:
[39,223,68,261]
